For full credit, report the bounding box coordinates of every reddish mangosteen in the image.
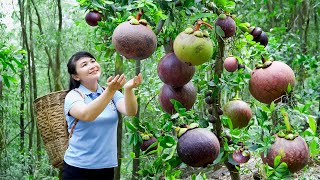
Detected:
[85,11,102,26]
[253,31,268,47]
[215,14,236,38]
[112,12,157,60]
[159,82,197,114]
[261,134,309,173]
[224,56,239,72]
[232,149,251,164]
[177,125,220,167]
[140,135,158,153]
[173,20,214,66]
[249,61,295,104]
[223,99,252,128]
[157,53,195,87]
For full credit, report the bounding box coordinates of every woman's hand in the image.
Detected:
[124,73,143,90]
[107,74,126,92]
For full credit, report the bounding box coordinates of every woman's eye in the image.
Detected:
[82,63,87,67]
[91,59,96,63]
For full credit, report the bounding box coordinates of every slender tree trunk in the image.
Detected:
[115,53,124,180]
[0,76,3,157]
[298,0,310,88]
[132,60,141,180]
[26,0,36,175]
[266,1,275,28]
[314,6,319,53]
[31,0,54,92]
[54,0,63,91]
[18,0,28,165]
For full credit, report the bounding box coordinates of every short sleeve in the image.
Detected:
[64,90,85,116]
[112,90,124,104]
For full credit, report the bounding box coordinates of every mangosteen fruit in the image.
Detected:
[249,61,295,104]
[224,56,239,72]
[215,14,236,38]
[209,116,217,123]
[224,99,252,128]
[232,149,250,164]
[85,11,102,26]
[112,17,157,60]
[205,90,212,97]
[251,27,262,38]
[238,64,245,70]
[261,135,309,173]
[173,28,214,66]
[177,127,220,167]
[253,31,268,47]
[157,52,195,87]
[140,136,158,153]
[205,96,214,104]
[159,82,197,114]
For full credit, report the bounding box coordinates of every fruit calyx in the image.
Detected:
[184,20,212,37]
[176,123,199,138]
[255,59,273,69]
[276,109,299,140]
[127,10,148,26]
[140,132,154,141]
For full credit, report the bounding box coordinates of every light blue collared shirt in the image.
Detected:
[64,84,123,169]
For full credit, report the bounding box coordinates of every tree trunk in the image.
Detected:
[266,1,275,28]
[315,8,319,53]
[0,76,3,157]
[298,0,310,88]
[18,0,28,166]
[31,0,54,92]
[114,53,124,180]
[27,0,36,174]
[54,0,63,91]
[214,36,240,180]
[132,60,141,180]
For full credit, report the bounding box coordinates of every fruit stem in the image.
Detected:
[261,55,266,64]
[235,90,240,100]
[194,20,213,31]
[136,9,144,21]
[281,109,292,131]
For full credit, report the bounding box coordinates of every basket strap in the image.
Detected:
[68,88,85,139]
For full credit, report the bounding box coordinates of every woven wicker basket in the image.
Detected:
[34,90,69,168]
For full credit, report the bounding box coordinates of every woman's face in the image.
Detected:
[72,57,101,83]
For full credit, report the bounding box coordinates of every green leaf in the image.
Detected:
[269,102,275,112]
[125,121,137,132]
[308,116,317,135]
[130,152,136,158]
[215,25,225,37]
[274,155,282,167]
[286,83,292,93]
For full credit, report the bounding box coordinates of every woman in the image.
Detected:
[63,51,142,179]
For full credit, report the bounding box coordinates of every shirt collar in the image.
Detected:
[78,84,103,95]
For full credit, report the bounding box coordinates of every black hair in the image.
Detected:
[67,51,95,91]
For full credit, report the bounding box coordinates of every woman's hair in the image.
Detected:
[67,51,95,91]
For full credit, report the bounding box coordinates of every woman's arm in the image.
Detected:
[69,74,126,121]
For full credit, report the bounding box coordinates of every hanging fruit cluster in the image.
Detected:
[158,20,213,114]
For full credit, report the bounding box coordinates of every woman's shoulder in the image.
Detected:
[65,89,85,101]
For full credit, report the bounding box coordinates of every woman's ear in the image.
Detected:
[72,74,80,81]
